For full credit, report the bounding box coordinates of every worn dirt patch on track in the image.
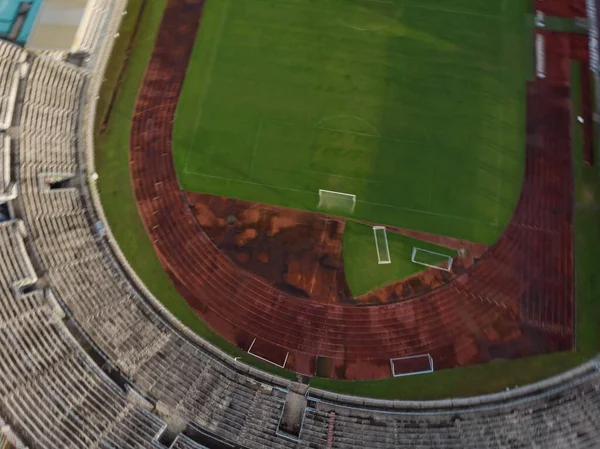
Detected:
[185,191,351,303]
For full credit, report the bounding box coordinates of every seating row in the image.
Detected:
[303,361,600,448]
[0,220,166,448]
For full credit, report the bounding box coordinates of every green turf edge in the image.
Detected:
[309,62,600,400]
[94,0,295,380]
[309,353,588,400]
[571,60,600,355]
[343,220,456,297]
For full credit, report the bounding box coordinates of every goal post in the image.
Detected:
[373,226,391,264]
[411,247,453,272]
[318,189,356,214]
[390,354,434,377]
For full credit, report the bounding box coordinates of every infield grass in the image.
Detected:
[343,220,455,296]
[174,0,528,244]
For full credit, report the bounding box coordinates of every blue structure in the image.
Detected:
[0,1,43,44]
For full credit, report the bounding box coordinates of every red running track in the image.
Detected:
[130,0,575,379]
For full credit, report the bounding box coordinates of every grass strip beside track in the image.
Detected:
[94,0,295,380]
[311,61,600,399]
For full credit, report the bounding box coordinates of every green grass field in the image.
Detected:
[343,221,455,296]
[174,0,528,244]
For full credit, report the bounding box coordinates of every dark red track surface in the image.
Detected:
[536,0,587,17]
[130,0,576,379]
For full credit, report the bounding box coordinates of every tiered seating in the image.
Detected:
[301,362,600,448]
[73,0,122,59]
[0,220,165,448]
[48,253,297,449]
[0,40,24,203]
[17,49,299,449]
[0,41,24,131]
[0,135,15,202]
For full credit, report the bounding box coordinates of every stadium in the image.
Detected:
[0,0,597,447]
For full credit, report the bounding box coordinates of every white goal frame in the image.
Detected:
[373,226,391,264]
[318,189,356,214]
[247,338,289,369]
[411,247,453,272]
[390,354,434,377]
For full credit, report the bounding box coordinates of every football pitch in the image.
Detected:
[173,0,529,244]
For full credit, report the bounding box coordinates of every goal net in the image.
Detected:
[318,189,356,214]
[411,247,453,271]
[390,354,434,377]
[373,226,391,264]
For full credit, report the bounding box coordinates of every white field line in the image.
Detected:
[337,18,386,32]
[389,1,502,18]
[301,168,378,183]
[184,166,499,226]
[314,115,382,136]
[315,125,423,145]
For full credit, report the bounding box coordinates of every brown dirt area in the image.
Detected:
[185,191,350,303]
